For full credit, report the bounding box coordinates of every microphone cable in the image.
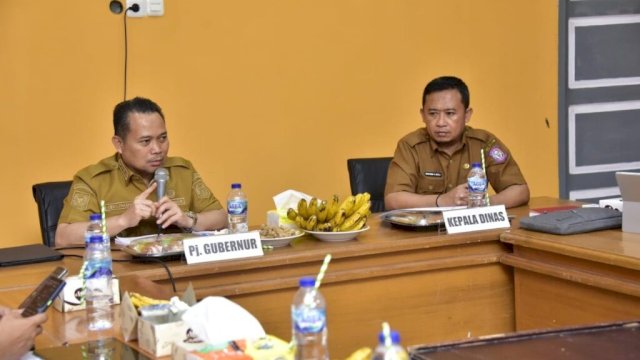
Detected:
[123,4,140,101]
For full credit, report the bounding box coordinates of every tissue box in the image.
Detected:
[120,284,196,357]
[599,198,623,212]
[138,312,190,357]
[172,335,293,360]
[53,275,121,312]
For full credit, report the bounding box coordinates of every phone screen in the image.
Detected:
[20,266,68,317]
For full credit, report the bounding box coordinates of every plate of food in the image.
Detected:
[122,233,189,258]
[304,226,370,242]
[258,225,305,248]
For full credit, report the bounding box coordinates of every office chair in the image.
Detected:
[32,181,72,247]
[347,157,393,213]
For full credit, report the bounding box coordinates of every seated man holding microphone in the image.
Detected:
[55,97,227,247]
[384,76,529,210]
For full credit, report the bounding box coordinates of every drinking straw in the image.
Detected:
[314,254,332,290]
[480,149,491,206]
[100,200,107,235]
[382,321,392,347]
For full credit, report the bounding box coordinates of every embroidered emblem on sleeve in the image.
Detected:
[70,191,90,210]
[488,145,508,164]
[194,182,211,199]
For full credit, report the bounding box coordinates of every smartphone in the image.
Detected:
[19,266,68,317]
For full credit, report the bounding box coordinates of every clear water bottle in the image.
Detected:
[467,162,488,207]
[85,213,103,245]
[84,234,114,331]
[291,277,329,360]
[227,183,248,233]
[372,330,409,360]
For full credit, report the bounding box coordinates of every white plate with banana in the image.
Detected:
[305,226,370,242]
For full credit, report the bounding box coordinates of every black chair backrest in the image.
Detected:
[347,157,393,213]
[32,181,72,247]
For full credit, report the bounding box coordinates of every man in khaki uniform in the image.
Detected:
[385,76,529,210]
[56,97,227,246]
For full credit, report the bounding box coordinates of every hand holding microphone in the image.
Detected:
[154,168,169,235]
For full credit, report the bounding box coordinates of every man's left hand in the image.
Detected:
[155,197,192,229]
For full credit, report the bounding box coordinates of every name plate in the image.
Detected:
[183,231,264,265]
[443,205,510,234]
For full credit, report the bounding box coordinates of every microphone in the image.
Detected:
[154,167,169,201]
[154,168,169,237]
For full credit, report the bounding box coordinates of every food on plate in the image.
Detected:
[127,234,185,255]
[259,225,302,239]
[287,193,371,232]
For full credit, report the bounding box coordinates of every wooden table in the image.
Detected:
[501,199,640,331]
[6,197,640,358]
[0,209,516,358]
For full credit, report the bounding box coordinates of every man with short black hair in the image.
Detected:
[384,76,529,210]
[56,97,227,246]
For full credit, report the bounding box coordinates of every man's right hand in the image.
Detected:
[440,184,469,207]
[120,182,158,229]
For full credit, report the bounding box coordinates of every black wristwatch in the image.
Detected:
[184,211,198,232]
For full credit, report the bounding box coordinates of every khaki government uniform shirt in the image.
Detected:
[58,154,223,237]
[385,126,527,196]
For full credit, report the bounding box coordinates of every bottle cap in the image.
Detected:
[88,234,104,244]
[299,276,316,288]
[231,183,242,189]
[471,162,482,168]
[378,330,401,344]
[89,213,102,221]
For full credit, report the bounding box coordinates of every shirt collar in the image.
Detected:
[116,154,140,185]
[426,127,469,155]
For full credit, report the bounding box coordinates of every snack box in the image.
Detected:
[53,275,121,312]
[121,285,197,357]
[172,334,293,360]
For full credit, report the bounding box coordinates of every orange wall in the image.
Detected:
[0,1,558,247]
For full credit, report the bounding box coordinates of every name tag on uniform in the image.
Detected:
[424,171,442,177]
[443,205,510,234]
[183,231,264,265]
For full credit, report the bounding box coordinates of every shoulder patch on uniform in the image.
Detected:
[488,145,508,164]
[70,191,90,210]
[194,182,211,199]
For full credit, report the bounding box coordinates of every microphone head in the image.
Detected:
[154,167,169,182]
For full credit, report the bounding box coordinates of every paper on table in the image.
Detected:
[181,297,265,344]
[115,229,229,246]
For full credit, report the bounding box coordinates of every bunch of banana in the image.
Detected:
[129,292,169,310]
[287,193,371,232]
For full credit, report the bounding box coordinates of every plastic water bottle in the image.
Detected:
[84,213,103,245]
[291,277,329,360]
[372,330,409,360]
[467,162,488,207]
[84,234,114,331]
[227,183,248,233]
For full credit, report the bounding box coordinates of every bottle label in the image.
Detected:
[84,258,113,280]
[228,199,248,215]
[292,307,326,333]
[467,176,487,193]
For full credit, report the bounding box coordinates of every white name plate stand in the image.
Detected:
[443,205,510,234]
[183,231,264,265]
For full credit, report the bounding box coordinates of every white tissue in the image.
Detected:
[181,297,265,344]
[273,189,314,212]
